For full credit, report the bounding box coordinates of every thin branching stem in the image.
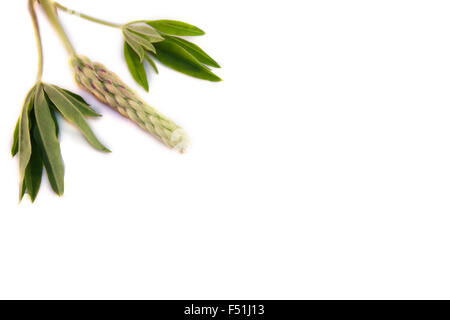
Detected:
[39,0,76,56]
[29,0,44,81]
[54,2,122,29]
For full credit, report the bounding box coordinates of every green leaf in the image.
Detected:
[126,25,164,42]
[144,54,159,74]
[20,179,27,201]
[147,20,205,36]
[153,38,222,81]
[56,88,101,117]
[124,30,156,53]
[18,86,36,195]
[24,125,44,202]
[44,85,110,153]
[124,42,149,91]
[55,88,102,117]
[47,99,60,137]
[11,118,19,157]
[24,147,44,202]
[124,34,145,61]
[60,89,89,105]
[34,86,65,196]
[167,36,220,68]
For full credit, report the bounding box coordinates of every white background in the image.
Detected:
[1,0,450,299]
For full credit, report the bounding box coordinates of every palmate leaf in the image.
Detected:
[44,84,110,153]
[147,20,205,36]
[14,83,110,202]
[121,21,220,86]
[34,86,65,196]
[124,42,149,91]
[152,38,221,82]
[13,88,63,155]
[166,35,220,68]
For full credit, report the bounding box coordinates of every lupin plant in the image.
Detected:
[13,0,221,202]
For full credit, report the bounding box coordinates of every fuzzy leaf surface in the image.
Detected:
[59,90,101,117]
[124,33,145,61]
[60,89,89,105]
[127,25,164,42]
[56,88,101,117]
[124,30,156,53]
[44,85,110,153]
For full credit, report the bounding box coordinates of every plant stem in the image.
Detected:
[39,0,76,56]
[54,2,122,29]
[29,0,44,81]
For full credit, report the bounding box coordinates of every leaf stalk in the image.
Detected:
[29,0,44,81]
[54,2,122,29]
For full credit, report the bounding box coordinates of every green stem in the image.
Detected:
[39,0,76,56]
[54,2,122,28]
[29,0,44,81]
